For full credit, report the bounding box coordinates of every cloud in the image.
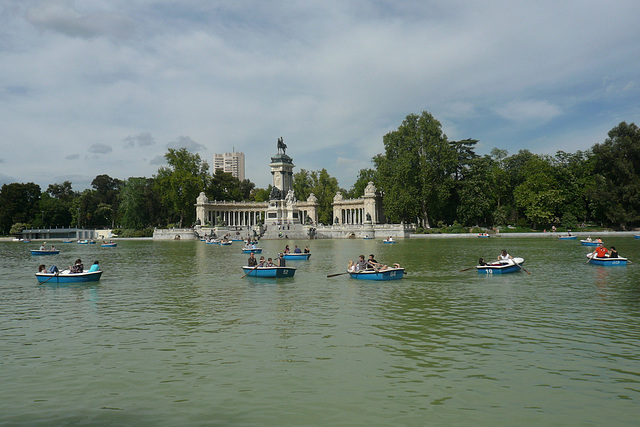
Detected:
[88,143,112,154]
[123,132,156,148]
[149,155,166,165]
[0,172,16,186]
[65,154,80,160]
[26,3,134,40]
[166,136,206,152]
[495,100,563,123]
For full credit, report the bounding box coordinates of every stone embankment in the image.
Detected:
[409,231,638,239]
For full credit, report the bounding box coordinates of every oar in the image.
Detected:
[512,258,530,274]
[586,251,595,264]
[241,265,259,278]
[327,272,349,278]
[459,266,475,272]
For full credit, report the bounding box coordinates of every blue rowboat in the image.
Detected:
[36,270,102,283]
[219,241,232,246]
[634,235,640,239]
[241,266,296,278]
[30,249,60,256]
[476,257,525,274]
[242,247,263,253]
[580,239,602,246]
[77,240,95,244]
[478,233,490,238]
[363,235,373,240]
[558,235,577,240]
[101,243,117,247]
[586,253,628,266]
[231,239,244,242]
[283,253,311,260]
[382,239,396,244]
[348,267,404,280]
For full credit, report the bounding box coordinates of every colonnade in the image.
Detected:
[339,207,366,225]
[207,210,265,227]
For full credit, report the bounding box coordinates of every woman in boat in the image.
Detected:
[478,258,487,266]
[69,258,84,273]
[303,246,310,253]
[284,245,290,254]
[609,246,619,258]
[498,250,513,261]
[38,264,47,273]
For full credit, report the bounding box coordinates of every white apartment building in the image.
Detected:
[213,151,245,181]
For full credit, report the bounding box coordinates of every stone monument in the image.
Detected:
[265,137,301,224]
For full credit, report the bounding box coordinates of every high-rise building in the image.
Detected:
[213,151,245,181]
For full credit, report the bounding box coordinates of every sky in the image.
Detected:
[1,0,639,192]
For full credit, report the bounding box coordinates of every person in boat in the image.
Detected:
[277,253,286,267]
[367,254,379,270]
[40,243,46,250]
[609,246,619,258]
[478,258,488,266]
[586,236,592,242]
[498,250,513,261]
[258,256,266,267]
[303,246,310,253]
[88,260,100,272]
[38,264,47,273]
[247,252,258,267]
[356,255,367,271]
[347,260,356,272]
[284,245,290,254]
[266,257,275,267]
[51,245,56,251]
[69,258,84,273]
[593,245,609,258]
[293,245,302,254]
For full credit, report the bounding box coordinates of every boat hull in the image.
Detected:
[36,270,103,283]
[586,254,627,266]
[580,240,602,246]
[348,268,405,281]
[101,243,117,247]
[242,266,296,278]
[382,241,396,244]
[558,236,577,240]
[477,258,525,274]
[242,248,263,253]
[30,250,60,256]
[282,253,311,260]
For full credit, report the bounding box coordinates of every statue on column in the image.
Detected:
[277,137,287,155]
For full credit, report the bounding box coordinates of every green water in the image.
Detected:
[1,237,639,425]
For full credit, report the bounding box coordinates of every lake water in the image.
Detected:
[1,237,639,425]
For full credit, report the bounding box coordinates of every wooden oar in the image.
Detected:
[327,272,349,278]
[459,266,476,272]
[512,258,530,274]
[40,271,59,284]
[241,265,259,278]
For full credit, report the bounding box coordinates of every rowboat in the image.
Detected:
[580,239,602,246]
[30,249,60,255]
[634,235,640,239]
[558,235,577,240]
[219,241,232,246]
[382,239,396,244]
[242,247,263,253]
[586,253,628,266]
[478,233,490,238]
[231,239,244,242]
[77,240,95,244]
[241,266,296,278]
[101,243,117,247]
[348,267,405,281]
[363,235,373,240]
[36,269,102,283]
[476,257,525,274]
[283,253,311,260]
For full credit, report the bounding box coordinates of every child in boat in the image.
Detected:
[609,246,619,258]
[88,261,100,272]
[38,264,47,273]
[258,256,266,267]
[69,258,84,273]
[347,260,356,272]
[266,258,275,267]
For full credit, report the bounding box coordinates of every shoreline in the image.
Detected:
[409,231,639,239]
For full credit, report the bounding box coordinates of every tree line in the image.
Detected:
[2,112,639,236]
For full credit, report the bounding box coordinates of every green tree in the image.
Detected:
[206,170,248,201]
[374,111,456,227]
[456,156,499,226]
[346,168,377,199]
[293,169,313,201]
[309,169,341,224]
[590,122,640,228]
[0,182,41,234]
[513,155,563,228]
[154,148,211,227]
[120,177,151,229]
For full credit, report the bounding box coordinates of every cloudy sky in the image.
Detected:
[1,1,639,191]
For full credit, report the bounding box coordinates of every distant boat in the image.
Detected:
[77,240,95,244]
[283,253,311,260]
[242,247,263,253]
[382,238,396,244]
[101,242,117,247]
[241,266,296,278]
[363,235,373,240]
[36,269,102,283]
[557,235,577,240]
[30,249,60,256]
[580,239,603,246]
[478,233,490,238]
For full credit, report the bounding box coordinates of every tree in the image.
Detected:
[309,169,341,224]
[513,155,563,228]
[590,122,640,228]
[154,148,211,227]
[206,170,247,201]
[374,111,457,227]
[456,156,499,226]
[293,169,313,201]
[120,177,151,229]
[0,182,41,234]
[346,168,377,199]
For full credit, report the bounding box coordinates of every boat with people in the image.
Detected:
[219,241,232,246]
[478,233,490,238]
[242,247,263,253]
[558,235,577,240]
[101,242,117,247]
[77,239,95,244]
[36,269,102,283]
[283,253,311,260]
[383,237,396,244]
[30,249,60,256]
[476,257,525,274]
[241,266,296,278]
[586,253,628,266]
[363,235,373,240]
[580,238,603,246]
[348,267,405,281]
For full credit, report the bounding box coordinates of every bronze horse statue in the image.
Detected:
[277,137,287,154]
